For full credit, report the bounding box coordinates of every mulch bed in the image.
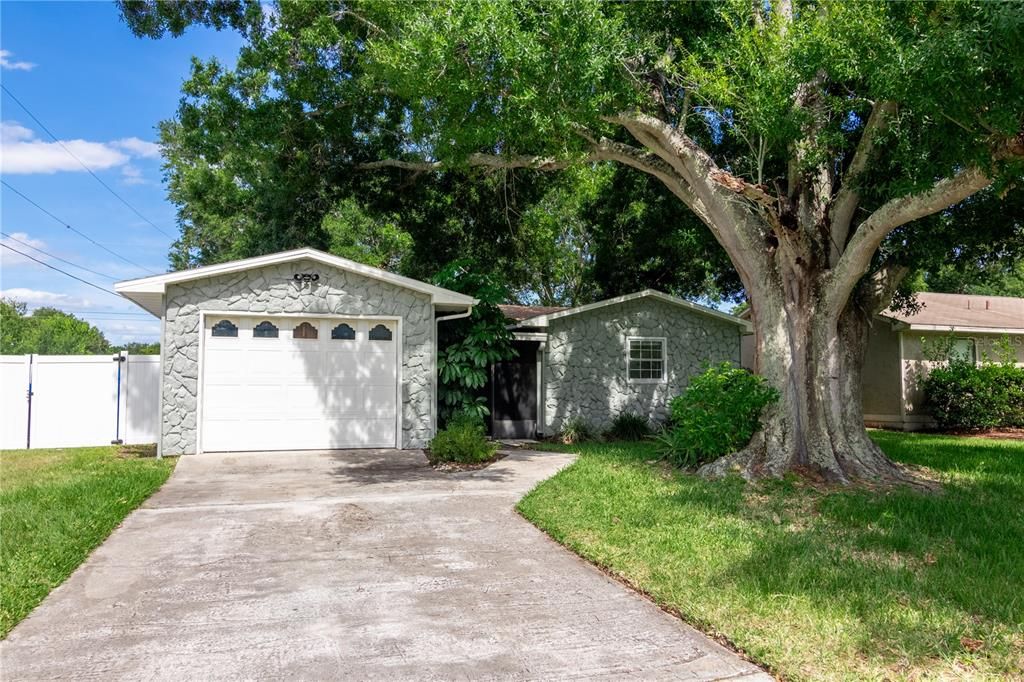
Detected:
[944,427,1024,441]
[425,449,508,472]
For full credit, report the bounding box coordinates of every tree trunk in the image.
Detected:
[701,275,917,486]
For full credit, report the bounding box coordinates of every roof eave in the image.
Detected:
[114,247,476,309]
[520,290,751,332]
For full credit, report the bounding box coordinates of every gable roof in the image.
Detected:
[510,289,751,332]
[115,248,477,316]
[881,291,1024,333]
[498,304,568,322]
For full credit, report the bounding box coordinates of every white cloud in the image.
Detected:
[0,121,33,143]
[121,164,146,185]
[113,137,161,158]
[0,121,161,175]
[0,50,36,71]
[0,288,93,308]
[0,232,49,266]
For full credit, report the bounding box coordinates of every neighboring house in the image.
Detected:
[116,249,750,454]
[862,292,1024,431]
[494,291,750,439]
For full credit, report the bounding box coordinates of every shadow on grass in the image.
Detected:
[523,432,1024,676]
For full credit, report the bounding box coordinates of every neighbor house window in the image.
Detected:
[950,338,976,364]
[331,323,356,340]
[211,319,238,338]
[627,337,666,381]
[253,321,279,338]
[368,324,393,341]
[293,322,318,339]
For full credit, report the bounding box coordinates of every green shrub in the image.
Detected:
[559,415,595,444]
[606,411,652,440]
[428,411,498,463]
[923,359,1024,430]
[659,363,779,468]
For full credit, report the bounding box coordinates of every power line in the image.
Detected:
[1,84,176,240]
[2,230,118,281]
[0,243,123,302]
[2,180,157,275]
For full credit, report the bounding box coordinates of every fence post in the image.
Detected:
[111,352,126,445]
[25,354,34,449]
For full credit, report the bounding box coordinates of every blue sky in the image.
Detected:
[1,1,243,343]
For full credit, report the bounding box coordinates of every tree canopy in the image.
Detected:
[120,0,1024,483]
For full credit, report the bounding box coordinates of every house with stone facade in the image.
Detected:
[115,248,750,454]
[494,292,751,439]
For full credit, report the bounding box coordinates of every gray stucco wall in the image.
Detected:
[161,259,433,454]
[542,297,742,434]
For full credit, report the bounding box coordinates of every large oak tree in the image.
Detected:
[123,0,1024,483]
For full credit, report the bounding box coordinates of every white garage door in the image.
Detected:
[200,316,399,452]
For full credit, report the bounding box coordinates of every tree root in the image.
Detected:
[697,437,941,493]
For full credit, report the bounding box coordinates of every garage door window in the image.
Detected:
[331,323,356,340]
[253,321,279,338]
[211,319,238,338]
[369,324,393,341]
[293,322,318,339]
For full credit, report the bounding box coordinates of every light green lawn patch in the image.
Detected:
[0,445,175,638]
[518,431,1024,681]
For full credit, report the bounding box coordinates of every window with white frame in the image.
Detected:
[627,337,666,381]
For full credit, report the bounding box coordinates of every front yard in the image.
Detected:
[518,431,1024,680]
[0,446,175,638]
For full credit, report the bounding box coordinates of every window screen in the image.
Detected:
[628,338,665,381]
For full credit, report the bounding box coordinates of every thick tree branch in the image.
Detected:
[358,153,574,172]
[604,111,777,290]
[827,165,992,310]
[829,100,897,263]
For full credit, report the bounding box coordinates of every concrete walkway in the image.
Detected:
[2,449,770,680]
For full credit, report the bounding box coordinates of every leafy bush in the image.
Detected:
[658,363,779,468]
[606,412,652,440]
[428,411,498,463]
[559,415,595,444]
[923,359,1024,430]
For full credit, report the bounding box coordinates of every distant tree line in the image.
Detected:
[0,299,159,356]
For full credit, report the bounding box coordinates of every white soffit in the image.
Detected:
[519,289,752,332]
[115,248,477,316]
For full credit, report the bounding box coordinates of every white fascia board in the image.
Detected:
[521,289,752,332]
[904,323,1024,335]
[114,248,477,308]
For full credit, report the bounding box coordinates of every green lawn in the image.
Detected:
[0,446,175,638]
[518,431,1024,681]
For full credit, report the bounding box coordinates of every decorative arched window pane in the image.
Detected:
[368,323,393,341]
[293,322,318,339]
[211,320,238,338]
[253,321,279,338]
[331,323,356,340]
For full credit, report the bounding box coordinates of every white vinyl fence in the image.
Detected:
[0,354,160,450]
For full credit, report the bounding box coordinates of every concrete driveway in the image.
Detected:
[2,449,769,681]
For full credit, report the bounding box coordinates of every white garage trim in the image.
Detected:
[196,311,403,453]
[116,248,476,316]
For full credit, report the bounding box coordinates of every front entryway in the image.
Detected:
[489,340,540,439]
[199,315,398,451]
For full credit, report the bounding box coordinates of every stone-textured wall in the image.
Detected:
[542,297,741,434]
[161,259,433,454]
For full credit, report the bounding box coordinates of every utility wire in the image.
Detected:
[2,180,157,275]
[0,243,123,301]
[1,230,118,281]
[1,84,175,240]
